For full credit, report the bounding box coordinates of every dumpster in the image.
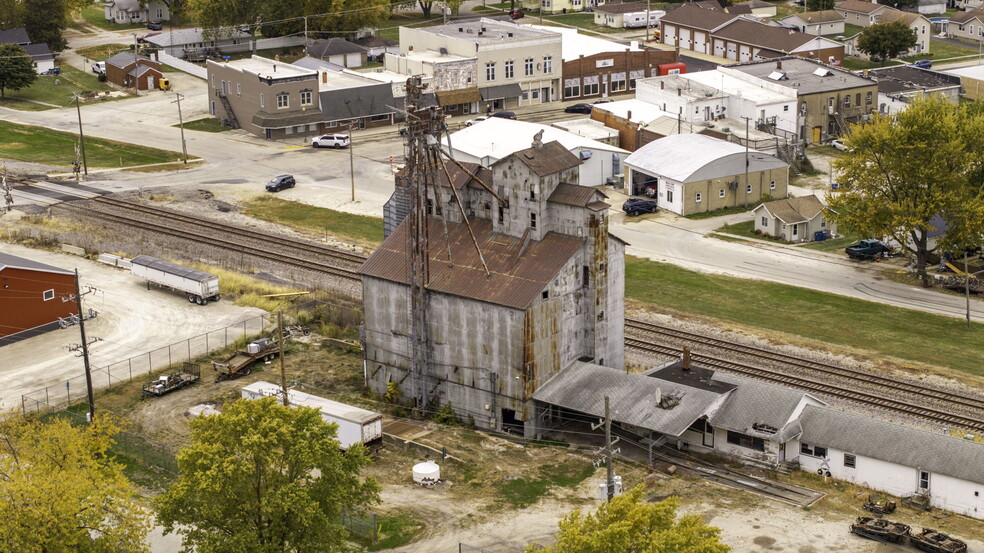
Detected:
[814,231,828,242]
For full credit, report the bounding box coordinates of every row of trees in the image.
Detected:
[188,0,391,40]
[0,0,78,51]
[830,96,984,286]
[1,397,731,552]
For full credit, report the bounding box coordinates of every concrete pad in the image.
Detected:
[0,243,265,410]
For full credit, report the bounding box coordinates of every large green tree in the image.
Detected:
[857,21,916,65]
[830,96,984,286]
[187,0,388,39]
[524,485,731,553]
[0,0,24,28]
[0,412,152,552]
[24,0,67,51]
[156,397,380,553]
[0,43,37,98]
[805,0,835,11]
[877,0,917,9]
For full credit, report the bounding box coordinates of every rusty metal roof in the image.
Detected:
[548,183,605,207]
[496,140,581,177]
[396,161,491,191]
[359,218,583,310]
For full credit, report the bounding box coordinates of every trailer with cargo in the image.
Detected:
[242,381,384,450]
[130,255,220,305]
[212,338,279,380]
[142,371,199,397]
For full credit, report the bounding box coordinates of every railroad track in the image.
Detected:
[624,337,984,432]
[625,319,984,414]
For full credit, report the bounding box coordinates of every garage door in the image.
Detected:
[679,28,692,50]
[693,31,707,54]
[713,39,725,58]
[664,24,677,45]
[739,44,752,62]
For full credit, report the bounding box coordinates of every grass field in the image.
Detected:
[542,12,624,34]
[242,196,385,246]
[179,117,229,133]
[76,43,131,62]
[624,255,984,377]
[80,5,147,31]
[0,65,115,111]
[496,461,595,508]
[0,120,184,168]
[909,39,980,62]
[801,231,859,252]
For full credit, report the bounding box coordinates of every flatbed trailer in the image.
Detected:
[212,338,279,381]
[142,372,199,397]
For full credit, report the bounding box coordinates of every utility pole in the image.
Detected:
[1,163,12,213]
[348,122,356,202]
[591,396,619,501]
[646,0,651,43]
[74,269,96,423]
[277,310,289,406]
[74,95,88,176]
[966,252,972,329]
[132,34,140,97]
[742,115,751,207]
[172,92,189,163]
[304,16,309,48]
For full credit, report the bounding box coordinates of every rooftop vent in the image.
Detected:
[768,70,787,81]
[813,67,833,77]
[439,47,448,55]
[658,389,684,410]
[752,422,779,434]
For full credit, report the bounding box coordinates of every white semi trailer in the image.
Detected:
[241,381,384,450]
[130,255,220,305]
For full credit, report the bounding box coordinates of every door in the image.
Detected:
[702,422,714,447]
[714,39,725,58]
[812,126,822,143]
[778,443,786,463]
[147,75,154,89]
[792,224,799,239]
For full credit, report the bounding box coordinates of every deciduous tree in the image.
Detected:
[857,21,916,65]
[830,96,984,286]
[805,0,835,11]
[24,0,67,51]
[524,484,731,553]
[156,397,380,553]
[0,0,24,28]
[0,43,38,98]
[0,412,153,552]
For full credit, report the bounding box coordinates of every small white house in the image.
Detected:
[753,195,835,242]
[779,11,846,36]
[103,0,169,24]
[445,118,629,188]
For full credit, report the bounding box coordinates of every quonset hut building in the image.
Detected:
[361,135,625,436]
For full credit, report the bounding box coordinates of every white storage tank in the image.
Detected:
[412,460,440,486]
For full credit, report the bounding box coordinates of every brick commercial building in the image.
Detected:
[105,52,163,91]
[0,253,76,346]
[557,36,681,101]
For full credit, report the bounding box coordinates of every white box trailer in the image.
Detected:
[130,255,220,305]
[241,381,383,450]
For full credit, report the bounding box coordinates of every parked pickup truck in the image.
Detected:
[212,338,280,381]
[142,372,199,397]
[846,239,891,260]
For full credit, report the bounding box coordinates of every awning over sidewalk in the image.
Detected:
[251,110,326,130]
[436,87,482,106]
[480,83,523,101]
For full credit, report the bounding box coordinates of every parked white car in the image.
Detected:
[91,61,106,74]
[311,134,350,148]
[465,116,488,127]
[831,139,848,151]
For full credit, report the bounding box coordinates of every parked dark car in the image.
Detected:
[622,198,658,216]
[565,103,593,114]
[593,98,614,104]
[490,111,517,120]
[41,67,61,75]
[265,174,296,192]
[912,59,932,69]
[147,20,162,30]
[845,239,891,260]
[509,9,525,19]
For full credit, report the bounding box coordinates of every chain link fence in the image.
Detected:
[340,510,379,541]
[21,314,270,414]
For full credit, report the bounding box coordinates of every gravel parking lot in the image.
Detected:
[0,240,264,411]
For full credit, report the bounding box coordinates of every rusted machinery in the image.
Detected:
[911,528,968,553]
[862,494,897,515]
[850,517,910,544]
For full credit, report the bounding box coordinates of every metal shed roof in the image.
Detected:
[0,251,74,276]
[130,255,217,282]
[625,134,787,183]
[798,405,984,485]
[243,381,382,424]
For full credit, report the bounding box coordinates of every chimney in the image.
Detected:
[532,129,544,149]
[776,60,782,70]
[863,68,869,77]
[660,80,665,90]
[627,110,632,121]
[677,87,682,96]
[682,347,691,370]
[273,64,277,72]
[322,72,327,84]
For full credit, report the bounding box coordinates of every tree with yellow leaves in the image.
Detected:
[0,412,152,552]
[525,484,730,553]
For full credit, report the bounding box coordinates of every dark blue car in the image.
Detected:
[912,60,932,69]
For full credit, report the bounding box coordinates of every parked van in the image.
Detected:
[311,134,351,148]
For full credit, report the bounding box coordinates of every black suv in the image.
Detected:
[565,103,592,114]
[266,174,296,192]
[490,111,517,120]
[147,20,162,30]
[622,198,658,216]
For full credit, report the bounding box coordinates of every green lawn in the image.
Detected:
[686,205,758,220]
[76,43,131,62]
[242,196,385,246]
[908,39,980,62]
[178,117,229,133]
[840,57,903,70]
[624,255,984,377]
[800,231,859,252]
[496,462,595,508]
[0,65,116,111]
[80,5,147,31]
[0,120,184,168]
[542,12,624,34]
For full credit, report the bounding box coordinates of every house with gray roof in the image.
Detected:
[306,38,366,68]
[103,0,169,24]
[753,195,836,242]
[795,405,984,519]
[0,28,55,73]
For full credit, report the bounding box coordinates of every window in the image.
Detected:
[629,69,644,90]
[726,431,765,452]
[821,218,827,228]
[498,206,504,223]
[543,56,552,74]
[582,266,589,288]
[300,90,313,105]
[610,72,626,92]
[210,101,215,115]
[210,74,215,87]
[583,75,599,96]
[530,185,535,200]
[800,443,828,458]
[843,95,850,108]
[505,60,514,79]
[695,192,702,203]
[486,62,496,81]
[277,92,289,108]
[525,58,534,76]
[530,213,537,229]
[542,290,549,300]
[236,83,241,96]
[784,105,789,111]
[666,189,673,203]
[259,93,264,108]
[719,189,725,198]
[866,91,872,105]
[370,114,390,122]
[844,454,856,468]
[761,216,768,227]
[919,471,930,490]
[827,97,834,109]
[746,184,752,193]
[855,93,861,106]
[42,289,54,301]
[564,78,580,98]
[770,180,776,190]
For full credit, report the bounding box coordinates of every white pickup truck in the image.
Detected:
[91,61,105,74]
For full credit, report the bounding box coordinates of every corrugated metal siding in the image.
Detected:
[547,183,602,207]
[359,219,583,310]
